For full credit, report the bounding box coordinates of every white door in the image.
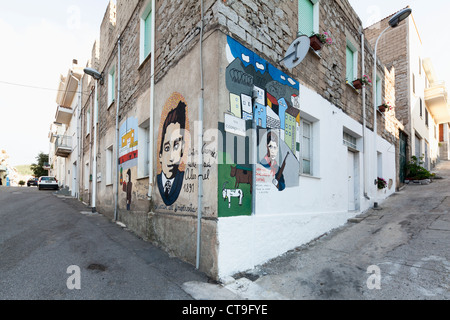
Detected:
[72,163,77,197]
[348,151,356,211]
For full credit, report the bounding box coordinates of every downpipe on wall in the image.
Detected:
[92,80,98,213]
[148,0,156,201]
[196,0,205,270]
[114,36,121,222]
[361,32,370,200]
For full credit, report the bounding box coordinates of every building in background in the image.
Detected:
[49,60,83,197]
[365,8,450,182]
[422,58,450,161]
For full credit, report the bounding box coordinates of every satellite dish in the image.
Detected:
[279,35,310,69]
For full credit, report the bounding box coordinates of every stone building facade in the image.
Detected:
[365,8,450,178]
[58,0,408,280]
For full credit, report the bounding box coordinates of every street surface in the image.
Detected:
[1,162,449,301]
[185,161,450,300]
[0,186,207,300]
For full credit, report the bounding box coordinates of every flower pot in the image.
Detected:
[309,35,323,51]
[352,79,363,89]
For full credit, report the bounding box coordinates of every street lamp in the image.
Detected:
[372,7,412,207]
[84,67,103,213]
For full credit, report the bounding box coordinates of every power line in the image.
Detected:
[0,80,91,96]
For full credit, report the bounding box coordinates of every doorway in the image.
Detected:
[399,131,407,184]
[72,162,77,198]
[347,150,358,211]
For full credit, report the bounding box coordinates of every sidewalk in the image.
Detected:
[184,161,450,300]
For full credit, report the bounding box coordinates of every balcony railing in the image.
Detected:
[55,135,72,157]
[425,81,450,124]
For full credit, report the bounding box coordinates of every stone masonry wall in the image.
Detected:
[365,15,410,134]
[214,0,396,136]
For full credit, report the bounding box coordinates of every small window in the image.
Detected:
[346,42,358,83]
[106,145,113,185]
[108,66,115,106]
[84,163,90,190]
[301,120,312,175]
[140,3,152,64]
[377,152,383,178]
[138,119,150,178]
[86,107,91,136]
[343,132,357,150]
[413,73,416,94]
[419,98,423,118]
[298,0,314,36]
[425,108,429,127]
[376,75,382,107]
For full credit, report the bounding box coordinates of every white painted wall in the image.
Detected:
[408,18,440,168]
[217,84,397,279]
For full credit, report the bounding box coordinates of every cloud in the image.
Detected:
[241,54,250,63]
[255,62,265,71]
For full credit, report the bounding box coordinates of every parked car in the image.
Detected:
[38,176,59,190]
[27,178,38,187]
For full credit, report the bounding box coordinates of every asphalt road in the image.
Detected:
[0,186,208,300]
[185,161,450,300]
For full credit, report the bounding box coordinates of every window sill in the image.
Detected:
[137,175,149,181]
[346,81,360,93]
[138,53,152,71]
[309,47,322,59]
[105,183,113,187]
[107,100,115,110]
[300,174,321,180]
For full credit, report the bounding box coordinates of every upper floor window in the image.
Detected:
[376,75,382,106]
[346,41,358,83]
[301,119,312,175]
[108,66,115,106]
[419,98,423,118]
[298,0,319,36]
[140,2,152,64]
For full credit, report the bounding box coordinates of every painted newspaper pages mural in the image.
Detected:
[219,36,301,217]
[119,117,138,210]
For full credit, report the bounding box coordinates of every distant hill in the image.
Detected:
[15,164,33,176]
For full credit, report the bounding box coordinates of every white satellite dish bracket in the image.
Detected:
[278,34,310,69]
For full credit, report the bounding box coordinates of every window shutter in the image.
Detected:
[111,70,115,101]
[298,0,314,36]
[346,46,354,81]
[144,11,152,58]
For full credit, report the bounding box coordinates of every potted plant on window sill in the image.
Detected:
[352,75,372,90]
[376,177,387,190]
[309,32,332,51]
[378,103,391,112]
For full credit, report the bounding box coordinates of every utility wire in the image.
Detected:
[0,80,92,96]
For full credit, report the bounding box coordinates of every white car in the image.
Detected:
[38,176,59,190]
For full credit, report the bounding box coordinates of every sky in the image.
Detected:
[0,0,111,166]
[1,1,449,166]
[348,0,450,87]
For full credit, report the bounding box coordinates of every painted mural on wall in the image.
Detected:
[156,92,190,206]
[218,36,301,217]
[119,117,139,211]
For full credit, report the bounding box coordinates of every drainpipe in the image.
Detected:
[361,32,370,200]
[92,80,98,213]
[77,79,82,199]
[114,36,121,221]
[196,0,205,270]
[148,0,156,201]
